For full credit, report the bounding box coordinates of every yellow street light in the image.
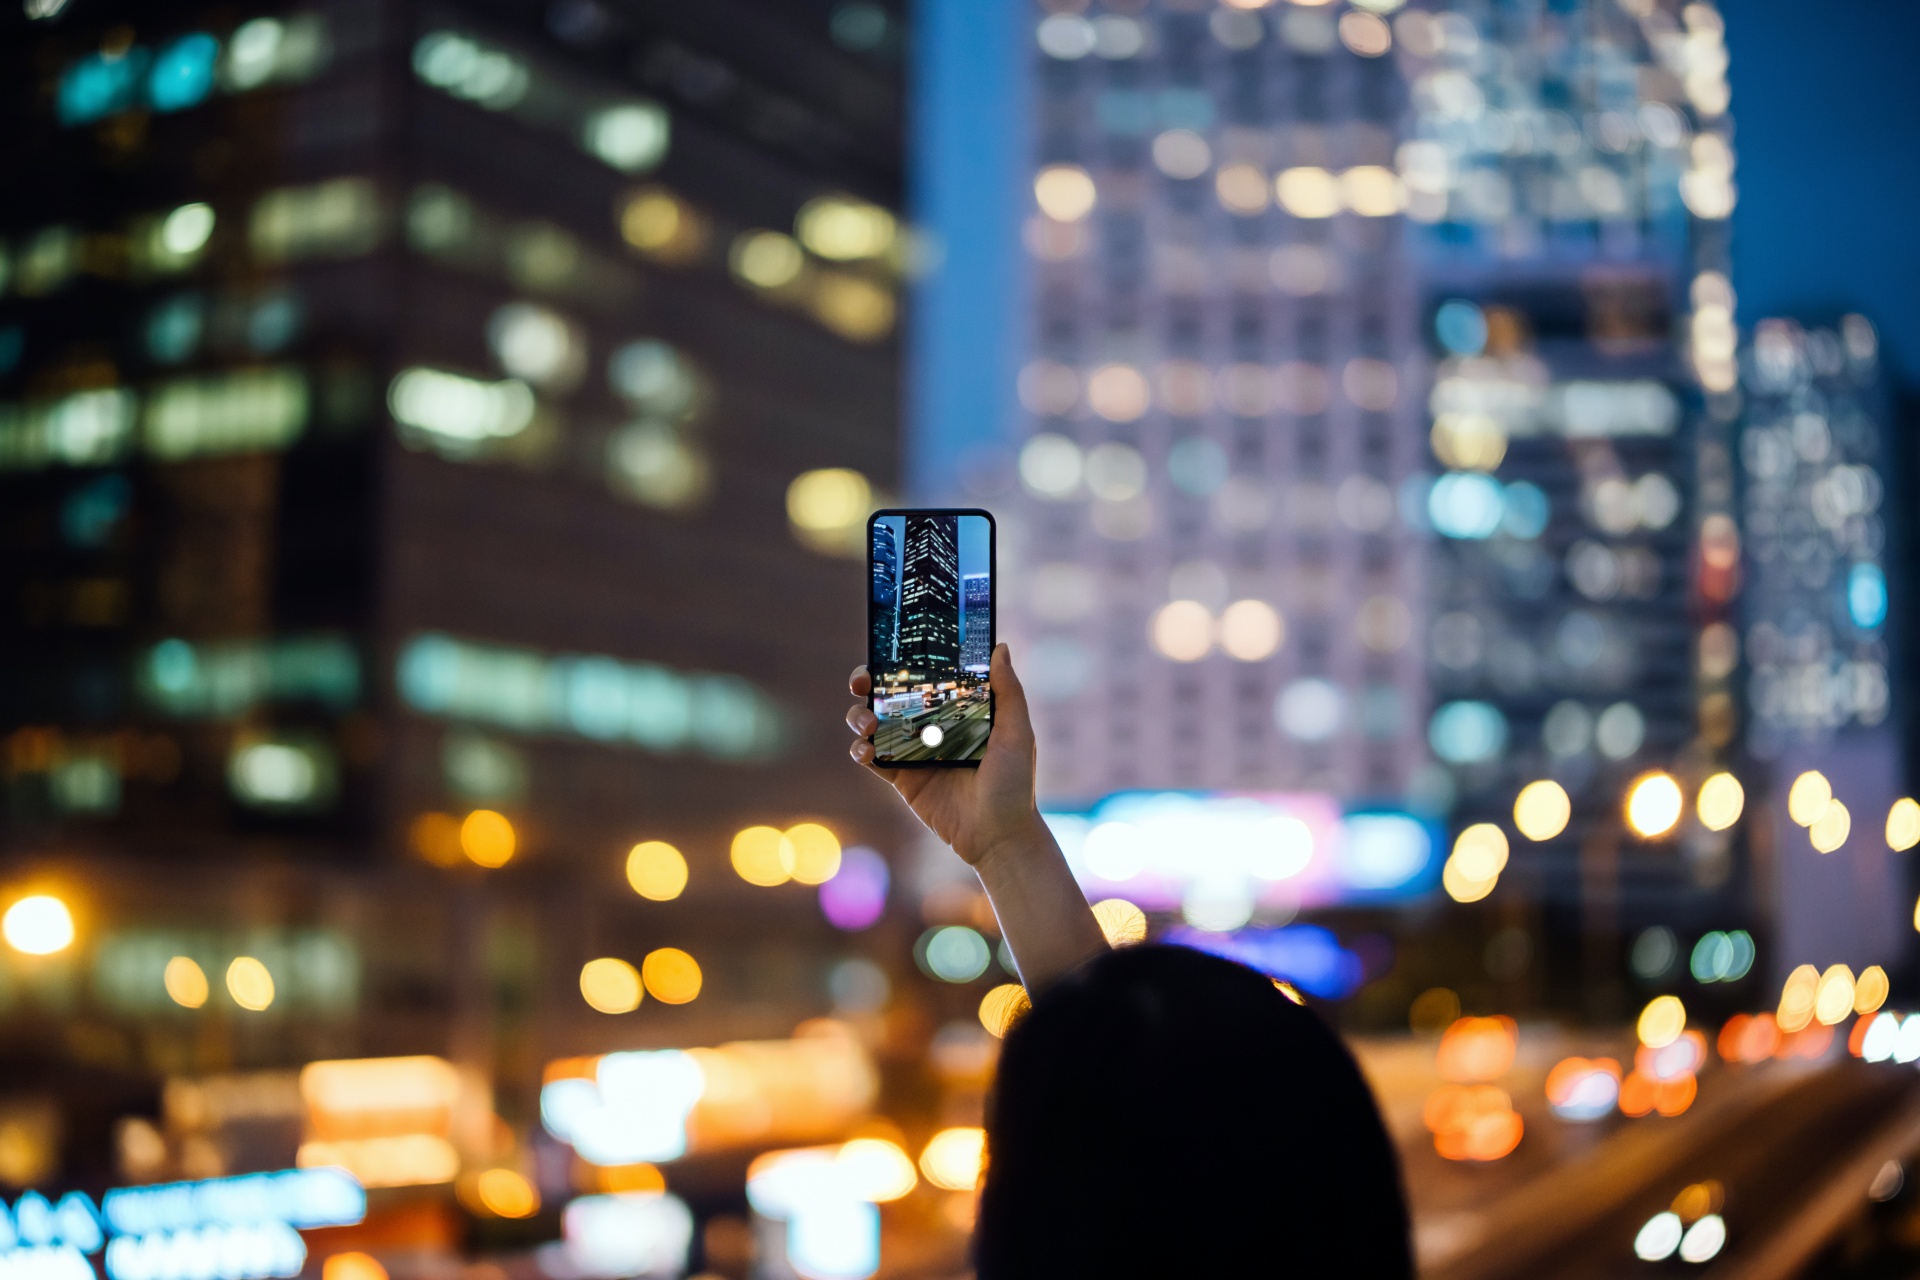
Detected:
[1513,780,1571,841]
[1626,773,1683,838]
[1696,772,1744,832]
[1786,771,1831,827]
[2,894,73,955]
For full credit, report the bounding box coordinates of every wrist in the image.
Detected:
[971,809,1055,880]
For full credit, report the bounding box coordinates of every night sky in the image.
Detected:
[1728,1,1920,385]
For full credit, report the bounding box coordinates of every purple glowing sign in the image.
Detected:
[819,847,889,930]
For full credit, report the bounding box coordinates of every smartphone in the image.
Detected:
[866,508,996,767]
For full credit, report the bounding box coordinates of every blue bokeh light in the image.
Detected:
[1434,299,1488,355]
[148,34,221,112]
[1500,480,1550,539]
[1428,700,1509,765]
[1429,472,1505,539]
[1848,562,1888,629]
[59,49,152,125]
[1168,923,1366,1000]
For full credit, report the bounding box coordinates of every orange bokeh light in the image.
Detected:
[1436,1016,1518,1083]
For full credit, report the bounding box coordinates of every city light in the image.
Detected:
[835,1139,917,1202]
[1778,964,1820,1033]
[1786,770,1832,826]
[732,826,790,886]
[226,958,275,1011]
[582,103,670,173]
[1696,772,1745,831]
[322,1256,385,1280]
[1151,600,1213,662]
[580,959,643,1014]
[783,824,843,885]
[620,188,708,264]
[1814,965,1856,1025]
[918,1128,985,1192]
[1889,798,1920,851]
[786,469,873,557]
[625,842,687,901]
[1625,773,1683,838]
[1637,996,1686,1049]
[550,1192,693,1280]
[459,810,516,868]
[730,231,804,289]
[1635,1213,1684,1262]
[1032,165,1096,221]
[3,895,74,955]
[796,197,896,261]
[917,927,990,983]
[1544,1057,1621,1121]
[1856,965,1890,1015]
[819,848,889,931]
[1442,823,1507,903]
[1437,1017,1517,1083]
[640,949,701,1004]
[1809,799,1850,853]
[472,1169,539,1219]
[1689,930,1755,983]
[978,984,1030,1038]
[387,368,535,455]
[1512,780,1571,841]
[1089,898,1147,947]
[163,956,209,1009]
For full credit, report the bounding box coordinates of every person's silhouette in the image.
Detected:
[847,646,1412,1276]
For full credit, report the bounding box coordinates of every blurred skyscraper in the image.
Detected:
[961,572,992,672]
[1735,313,1908,978]
[0,0,908,1073]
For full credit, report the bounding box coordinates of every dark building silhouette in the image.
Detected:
[961,572,991,672]
[871,520,898,669]
[896,514,959,680]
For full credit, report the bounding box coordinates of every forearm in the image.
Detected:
[973,813,1109,991]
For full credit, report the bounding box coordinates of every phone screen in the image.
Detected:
[867,509,995,766]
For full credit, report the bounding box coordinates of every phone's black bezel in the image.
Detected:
[865,507,996,769]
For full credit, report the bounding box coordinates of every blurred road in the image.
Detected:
[1381,1054,1920,1280]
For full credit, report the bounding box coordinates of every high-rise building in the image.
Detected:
[871,517,899,667]
[0,0,909,1086]
[961,572,992,671]
[994,0,1429,806]
[1735,313,1908,978]
[895,513,960,679]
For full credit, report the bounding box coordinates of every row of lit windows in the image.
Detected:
[57,15,329,127]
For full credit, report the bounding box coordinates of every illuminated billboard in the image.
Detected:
[1044,792,1439,926]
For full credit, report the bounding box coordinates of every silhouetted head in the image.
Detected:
[975,944,1412,1278]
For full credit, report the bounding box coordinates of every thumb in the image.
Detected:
[989,643,1034,740]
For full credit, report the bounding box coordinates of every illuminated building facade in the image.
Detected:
[961,572,992,672]
[871,517,899,668]
[0,0,908,1096]
[895,514,961,681]
[1735,314,1909,976]
[997,0,1431,806]
[1404,0,1743,919]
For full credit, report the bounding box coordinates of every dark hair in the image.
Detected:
[975,944,1412,1278]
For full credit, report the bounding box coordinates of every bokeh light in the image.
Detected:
[226,956,275,1011]
[819,847,889,931]
[460,810,516,868]
[918,1128,985,1192]
[1512,780,1570,841]
[1778,964,1819,1033]
[1625,774,1683,838]
[978,984,1031,1038]
[1813,964,1856,1025]
[641,948,702,1004]
[2,894,74,955]
[580,958,643,1014]
[1437,1016,1517,1082]
[917,926,989,983]
[1033,165,1096,221]
[1696,772,1745,831]
[1809,799,1850,853]
[1856,965,1890,1015]
[474,1168,539,1218]
[782,823,843,885]
[835,1138,917,1202]
[1888,798,1920,851]
[1090,898,1147,947]
[164,955,209,1008]
[1786,770,1832,826]
[1636,995,1686,1049]
[626,841,688,901]
[323,1255,387,1280]
[732,826,791,886]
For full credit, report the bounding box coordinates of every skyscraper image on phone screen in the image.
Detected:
[867,509,994,766]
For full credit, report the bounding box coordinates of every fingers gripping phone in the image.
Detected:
[867,509,995,766]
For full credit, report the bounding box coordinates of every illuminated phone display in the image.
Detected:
[867,509,994,767]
